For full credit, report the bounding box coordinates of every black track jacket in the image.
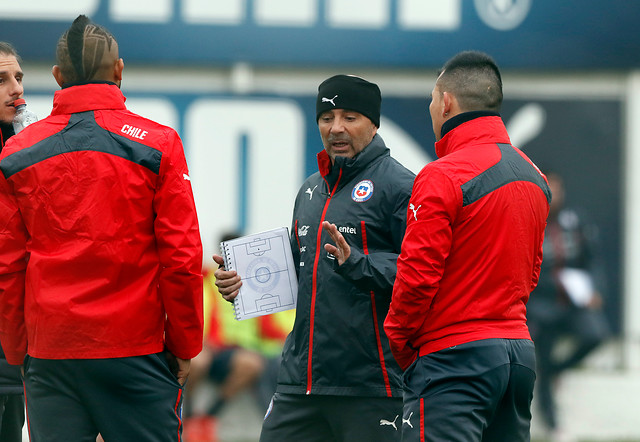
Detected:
[277,134,415,397]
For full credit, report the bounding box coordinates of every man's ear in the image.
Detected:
[442,91,453,117]
[51,65,65,87]
[114,58,124,84]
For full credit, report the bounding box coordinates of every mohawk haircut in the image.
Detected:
[437,51,503,112]
[56,15,118,83]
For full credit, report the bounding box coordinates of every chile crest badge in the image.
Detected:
[352,180,374,202]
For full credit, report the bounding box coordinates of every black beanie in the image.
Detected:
[316,75,381,127]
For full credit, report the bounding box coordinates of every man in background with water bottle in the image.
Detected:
[0,40,26,442]
[0,41,25,142]
[0,15,204,441]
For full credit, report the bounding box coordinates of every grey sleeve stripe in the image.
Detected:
[1,111,162,179]
[461,143,551,207]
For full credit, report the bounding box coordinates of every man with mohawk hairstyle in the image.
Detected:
[0,15,203,441]
[55,15,122,86]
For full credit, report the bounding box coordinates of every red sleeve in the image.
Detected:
[384,167,459,370]
[531,172,549,291]
[0,171,29,365]
[153,129,204,359]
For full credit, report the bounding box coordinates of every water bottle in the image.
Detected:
[12,98,38,134]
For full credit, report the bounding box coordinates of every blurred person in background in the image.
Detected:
[0,15,203,441]
[214,74,415,442]
[0,40,26,442]
[184,232,294,442]
[527,171,611,440]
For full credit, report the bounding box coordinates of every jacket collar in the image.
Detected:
[61,80,118,89]
[435,112,511,159]
[0,122,14,149]
[51,83,127,116]
[317,133,390,187]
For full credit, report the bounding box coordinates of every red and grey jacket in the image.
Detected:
[0,122,23,392]
[0,83,203,365]
[277,134,415,397]
[384,112,551,370]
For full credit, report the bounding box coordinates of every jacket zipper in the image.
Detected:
[361,220,393,397]
[306,169,342,394]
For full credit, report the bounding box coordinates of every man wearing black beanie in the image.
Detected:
[214,74,415,441]
[315,74,381,127]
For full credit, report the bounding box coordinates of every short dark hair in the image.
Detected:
[56,15,118,83]
[437,51,503,112]
[0,41,20,62]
